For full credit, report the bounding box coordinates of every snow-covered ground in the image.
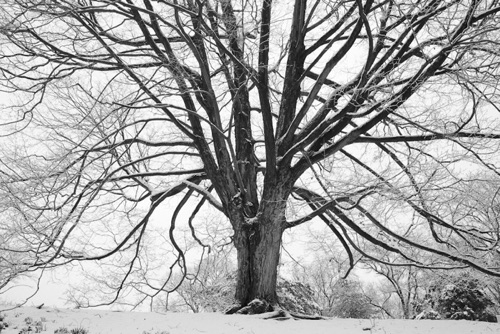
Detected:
[0,305,499,334]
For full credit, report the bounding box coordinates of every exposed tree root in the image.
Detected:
[258,309,327,320]
[259,309,290,320]
[224,304,242,315]
[288,312,327,320]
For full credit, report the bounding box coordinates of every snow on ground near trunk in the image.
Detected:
[1,306,499,334]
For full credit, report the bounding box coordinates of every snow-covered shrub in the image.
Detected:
[277,279,321,315]
[436,274,494,321]
[186,275,236,313]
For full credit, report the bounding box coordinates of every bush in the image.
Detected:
[277,279,321,315]
[436,273,495,321]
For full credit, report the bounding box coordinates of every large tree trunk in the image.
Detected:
[231,201,286,311]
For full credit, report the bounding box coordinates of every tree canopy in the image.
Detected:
[2,0,500,311]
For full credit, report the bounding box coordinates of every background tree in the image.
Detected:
[361,247,433,319]
[325,279,377,319]
[2,0,500,313]
[288,223,361,315]
[362,263,420,319]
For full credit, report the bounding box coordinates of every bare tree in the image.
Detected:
[289,226,361,315]
[364,260,425,319]
[2,0,500,314]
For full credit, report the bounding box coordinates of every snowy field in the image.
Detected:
[1,306,500,334]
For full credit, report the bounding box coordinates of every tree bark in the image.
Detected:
[232,201,286,309]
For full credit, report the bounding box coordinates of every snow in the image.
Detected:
[0,305,499,334]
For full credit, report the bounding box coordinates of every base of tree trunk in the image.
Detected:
[224,299,327,320]
[225,299,273,315]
